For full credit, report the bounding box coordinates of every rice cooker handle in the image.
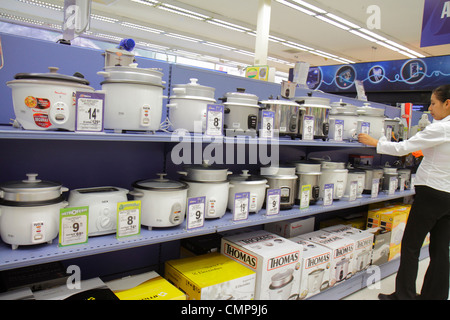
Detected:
[129,190,144,197]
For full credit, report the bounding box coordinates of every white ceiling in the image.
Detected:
[1,0,449,73]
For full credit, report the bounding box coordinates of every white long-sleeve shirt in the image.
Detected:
[376,114,450,193]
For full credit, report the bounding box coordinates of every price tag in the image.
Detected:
[233,192,249,222]
[399,177,405,192]
[266,189,281,216]
[389,176,397,195]
[386,125,393,141]
[261,111,275,138]
[59,206,89,247]
[333,119,344,141]
[75,92,105,132]
[323,184,334,206]
[116,201,141,239]
[371,178,380,198]
[361,121,370,134]
[186,197,205,230]
[205,104,224,136]
[302,115,315,140]
[349,181,357,202]
[300,185,311,209]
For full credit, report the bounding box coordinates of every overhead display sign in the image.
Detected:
[421,0,450,47]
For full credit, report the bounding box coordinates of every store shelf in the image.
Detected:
[0,125,367,148]
[0,189,414,271]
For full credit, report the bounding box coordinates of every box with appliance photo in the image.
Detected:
[321,224,374,274]
[105,271,186,300]
[264,216,315,238]
[371,229,392,265]
[298,230,355,287]
[221,230,302,300]
[165,252,256,300]
[289,236,332,299]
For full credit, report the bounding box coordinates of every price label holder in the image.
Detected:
[116,201,141,239]
[348,181,357,202]
[323,184,334,206]
[205,104,224,136]
[302,115,315,140]
[75,92,105,132]
[358,121,370,135]
[300,185,311,209]
[59,206,89,247]
[386,125,393,141]
[265,189,281,216]
[388,177,397,195]
[186,197,205,231]
[371,178,380,198]
[233,192,250,222]
[261,111,275,138]
[330,119,344,142]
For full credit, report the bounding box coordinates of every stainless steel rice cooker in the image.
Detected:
[357,166,384,194]
[318,162,348,200]
[220,88,260,137]
[130,174,188,228]
[398,168,412,190]
[382,166,399,192]
[261,165,298,210]
[68,186,129,236]
[7,67,94,131]
[294,95,331,140]
[259,99,304,137]
[356,103,386,139]
[167,78,216,132]
[179,162,231,219]
[384,117,404,141]
[0,173,69,249]
[99,64,165,133]
[335,258,350,282]
[291,161,322,204]
[227,170,268,214]
[269,268,295,300]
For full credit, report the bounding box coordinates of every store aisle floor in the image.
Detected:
[342,257,449,300]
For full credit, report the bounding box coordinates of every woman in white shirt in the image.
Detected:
[359,84,450,300]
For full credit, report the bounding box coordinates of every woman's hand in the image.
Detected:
[358,133,379,147]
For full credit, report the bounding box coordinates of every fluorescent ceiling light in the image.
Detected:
[315,15,350,30]
[203,42,236,51]
[275,0,316,16]
[235,50,254,57]
[18,0,62,11]
[131,0,160,6]
[359,28,387,41]
[375,41,400,52]
[158,5,206,21]
[398,51,418,59]
[91,14,118,23]
[206,19,250,32]
[166,33,202,42]
[121,22,163,34]
[292,0,327,14]
[325,13,360,29]
[349,30,377,42]
[269,35,287,43]
[283,42,310,51]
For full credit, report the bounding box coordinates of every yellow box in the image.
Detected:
[380,210,408,248]
[106,271,186,300]
[388,243,402,261]
[367,207,395,229]
[165,252,256,300]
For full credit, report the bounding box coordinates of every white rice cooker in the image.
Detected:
[227,170,268,214]
[7,67,95,131]
[291,161,322,205]
[0,173,69,249]
[167,78,216,132]
[99,64,165,133]
[329,100,363,141]
[318,161,348,200]
[356,103,386,139]
[130,174,188,228]
[344,168,366,199]
[68,186,129,236]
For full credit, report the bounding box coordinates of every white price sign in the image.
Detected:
[76,92,105,132]
[261,111,275,138]
[116,201,141,239]
[334,119,344,141]
[371,178,380,198]
[300,185,311,209]
[205,104,224,136]
[389,177,398,195]
[302,115,315,140]
[323,183,334,206]
[186,197,205,230]
[361,121,370,134]
[266,189,281,216]
[233,192,249,222]
[59,206,89,247]
[349,181,357,202]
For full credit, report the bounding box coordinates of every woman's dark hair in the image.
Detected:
[432,84,450,103]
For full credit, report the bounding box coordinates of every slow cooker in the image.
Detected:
[227,170,268,214]
[7,67,94,131]
[0,173,69,249]
[131,174,188,228]
[68,186,129,236]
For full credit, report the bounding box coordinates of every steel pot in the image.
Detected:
[269,268,295,300]
[0,173,69,249]
[259,99,304,137]
[261,165,298,210]
[130,173,188,228]
[294,95,331,140]
[398,168,412,190]
[177,161,232,182]
[167,78,216,132]
[7,67,94,131]
[227,170,268,213]
[384,117,404,141]
[356,103,386,139]
[99,65,164,133]
[221,88,260,137]
[382,166,399,191]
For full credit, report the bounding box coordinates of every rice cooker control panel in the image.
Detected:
[140,105,151,127]
[169,202,183,225]
[49,101,69,125]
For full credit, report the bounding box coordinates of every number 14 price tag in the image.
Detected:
[76,92,105,132]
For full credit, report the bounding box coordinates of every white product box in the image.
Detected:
[264,216,315,238]
[322,224,374,274]
[299,230,355,287]
[289,236,332,299]
[221,230,302,300]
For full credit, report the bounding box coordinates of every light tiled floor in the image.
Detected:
[342,257,449,300]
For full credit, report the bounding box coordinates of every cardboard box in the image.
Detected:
[380,210,408,247]
[106,271,185,300]
[321,224,374,274]
[221,230,302,300]
[289,237,332,299]
[299,230,355,287]
[264,216,315,238]
[165,252,255,300]
[371,230,391,265]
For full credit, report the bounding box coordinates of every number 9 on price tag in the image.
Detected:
[186,197,205,230]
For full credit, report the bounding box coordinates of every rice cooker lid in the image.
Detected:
[133,174,188,191]
[269,268,294,289]
[259,98,305,110]
[222,88,259,107]
[170,78,215,100]
[294,96,331,109]
[229,170,267,184]
[330,100,358,115]
[260,165,296,176]
[100,65,164,87]
[357,103,385,117]
[12,67,90,85]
